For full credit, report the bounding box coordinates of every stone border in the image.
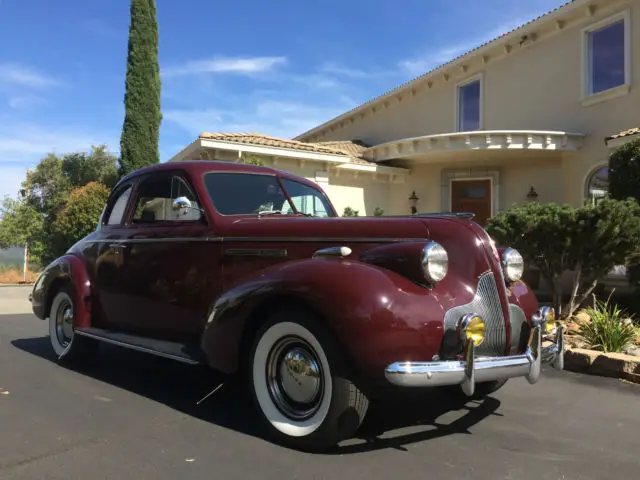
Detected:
[564,347,640,384]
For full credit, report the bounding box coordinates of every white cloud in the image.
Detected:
[8,94,46,109]
[164,99,355,140]
[0,165,28,201]
[0,122,119,163]
[319,62,396,80]
[163,56,288,77]
[0,122,119,201]
[0,63,62,88]
[398,16,546,76]
[83,19,121,39]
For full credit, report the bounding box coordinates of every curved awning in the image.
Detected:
[363,130,585,162]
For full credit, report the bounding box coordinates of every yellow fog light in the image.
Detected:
[459,313,486,346]
[543,307,556,334]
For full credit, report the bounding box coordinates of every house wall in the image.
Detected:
[302,0,640,208]
[386,155,567,215]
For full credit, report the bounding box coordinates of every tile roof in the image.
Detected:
[198,132,376,165]
[606,127,640,141]
[294,0,578,140]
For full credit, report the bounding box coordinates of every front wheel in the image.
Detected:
[248,308,369,452]
[48,285,97,362]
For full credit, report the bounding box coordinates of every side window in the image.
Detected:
[132,173,201,223]
[105,186,132,226]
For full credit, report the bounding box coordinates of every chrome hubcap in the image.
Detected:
[55,301,74,347]
[266,336,324,420]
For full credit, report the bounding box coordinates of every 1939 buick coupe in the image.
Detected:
[30,160,564,451]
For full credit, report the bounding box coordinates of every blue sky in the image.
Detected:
[0,0,568,200]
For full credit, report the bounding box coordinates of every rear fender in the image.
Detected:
[201,257,448,380]
[31,254,91,328]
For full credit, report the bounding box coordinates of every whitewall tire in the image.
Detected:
[49,289,75,357]
[248,308,369,452]
[48,285,97,362]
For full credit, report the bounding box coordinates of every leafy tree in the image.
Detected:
[486,199,640,319]
[343,206,359,217]
[609,138,640,202]
[608,138,640,285]
[51,182,110,256]
[62,145,119,189]
[0,146,120,266]
[241,153,265,166]
[119,0,162,176]
[0,196,44,266]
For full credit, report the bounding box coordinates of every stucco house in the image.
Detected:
[169,0,639,225]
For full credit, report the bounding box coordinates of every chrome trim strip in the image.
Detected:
[384,326,562,391]
[225,248,288,257]
[88,236,428,245]
[312,246,352,258]
[73,330,201,365]
[508,303,528,352]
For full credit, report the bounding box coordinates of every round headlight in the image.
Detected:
[502,247,524,281]
[421,241,448,283]
[459,313,485,346]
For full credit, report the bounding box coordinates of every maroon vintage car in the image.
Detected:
[30,160,564,451]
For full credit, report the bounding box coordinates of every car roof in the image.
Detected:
[117,160,319,189]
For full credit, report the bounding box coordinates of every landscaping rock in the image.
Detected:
[574,311,591,324]
[622,345,640,357]
[564,347,640,384]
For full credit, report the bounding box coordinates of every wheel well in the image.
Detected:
[237,294,355,375]
[45,277,71,318]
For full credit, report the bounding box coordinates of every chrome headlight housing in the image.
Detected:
[501,247,524,281]
[421,241,448,283]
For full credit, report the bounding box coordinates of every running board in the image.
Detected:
[74,327,204,365]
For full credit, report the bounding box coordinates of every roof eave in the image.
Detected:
[293,0,594,141]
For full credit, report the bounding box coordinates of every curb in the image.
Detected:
[564,347,640,384]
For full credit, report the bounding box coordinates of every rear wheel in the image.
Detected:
[248,307,369,452]
[48,285,97,362]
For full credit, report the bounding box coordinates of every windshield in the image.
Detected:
[203,172,336,217]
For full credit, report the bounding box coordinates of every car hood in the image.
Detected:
[219,215,431,239]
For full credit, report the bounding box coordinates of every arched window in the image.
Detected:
[585,165,609,204]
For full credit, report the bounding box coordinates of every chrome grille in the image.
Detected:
[508,304,528,353]
[443,271,507,356]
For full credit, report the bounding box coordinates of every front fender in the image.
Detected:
[201,257,454,381]
[30,254,91,328]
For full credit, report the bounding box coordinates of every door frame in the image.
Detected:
[448,176,494,219]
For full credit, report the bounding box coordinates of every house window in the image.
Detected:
[585,13,629,96]
[457,78,481,131]
[585,165,609,204]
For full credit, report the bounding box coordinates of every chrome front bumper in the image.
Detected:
[384,325,564,396]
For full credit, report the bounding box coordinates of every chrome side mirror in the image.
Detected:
[172,196,192,210]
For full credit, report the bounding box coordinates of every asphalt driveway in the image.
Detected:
[0,287,639,479]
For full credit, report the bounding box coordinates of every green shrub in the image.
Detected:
[486,198,640,319]
[577,294,637,353]
[608,138,640,203]
[373,206,384,216]
[343,206,359,217]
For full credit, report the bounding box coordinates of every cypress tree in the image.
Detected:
[119,0,162,176]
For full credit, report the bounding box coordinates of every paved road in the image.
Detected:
[1,292,639,479]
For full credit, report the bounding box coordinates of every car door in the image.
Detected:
[115,169,222,343]
[90,179,138,331]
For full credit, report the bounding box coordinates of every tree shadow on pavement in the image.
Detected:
[12,336,502,455]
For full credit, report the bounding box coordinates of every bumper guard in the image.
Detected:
[384,324,564,396]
